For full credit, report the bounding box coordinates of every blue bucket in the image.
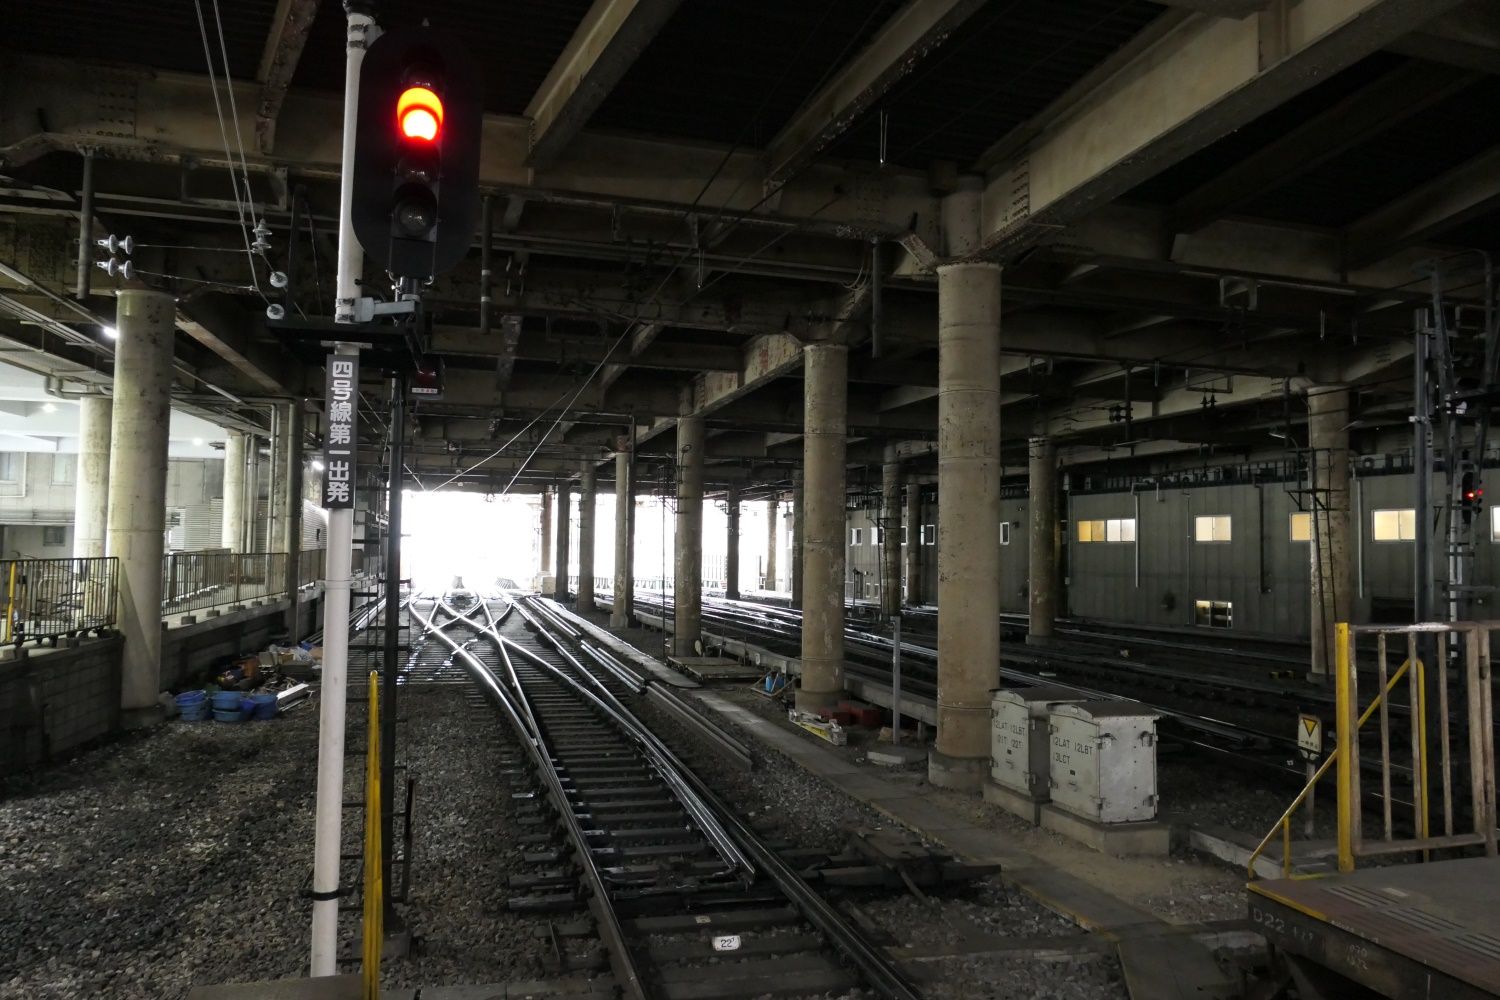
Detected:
[175,690,206,707]
[179,705,207,721]
[213,708,246,723]
[249,693,278,721]
[211,690,243,712]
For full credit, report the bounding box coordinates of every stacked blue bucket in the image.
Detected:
[175,690,207,721]
[211,690,245,723]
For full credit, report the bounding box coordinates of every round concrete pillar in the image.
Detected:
[611,448,634,627]
[106,289,174,721]
[905,480,922,605]
[931,260,1003,790]
[1027,437,1058,642]
[797,342,848,712]
[222,431,247,552]
[554,481,572,601]
[578,463,597,611]
[725,485,741,600]
[539,488,553,585]
[791,469,805,607]
[673,415,705,656]
[881,446,902,617]
[73,395,112,560]
[1308,385,1352,677]
[765,500,779,592]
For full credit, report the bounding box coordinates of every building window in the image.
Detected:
[1290,511,1311,542]
[51,455,76,486]
[1077,518,1136,543]
[901,525,908,545]
[873,526,884,545]
[999,522,1011,546]
[1491,506,1500,542]
[1372,508,1416,542]
[42,526,65,547]
[1195,600,1233,629]
[921,524,936,546]
[850,527,863,546]
[0,453,22,483]
[1194,515,1232,542]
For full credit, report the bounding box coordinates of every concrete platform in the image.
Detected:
[982,776,1043,825]
[1249,856,1500,999]
[1040,803,1171,856]
[667,655,764,682]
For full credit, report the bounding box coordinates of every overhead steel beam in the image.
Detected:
[525,0,685,169]
[977,0,1467,259]
[764,0,985,184]
[1387,0,1500,73]
[0,54,936,244]
[254,0,321,153]
[1343,143,1500,269]
[1167,61,1476,235]
[175,293,293,394]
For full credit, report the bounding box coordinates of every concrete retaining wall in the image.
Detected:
[1,590,325,772]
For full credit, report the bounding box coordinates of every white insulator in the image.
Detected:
[269,270,288,289]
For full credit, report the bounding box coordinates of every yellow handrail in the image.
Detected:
[362,671,383,999]
[1247,651,1413,880]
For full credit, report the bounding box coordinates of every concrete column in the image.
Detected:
[282,402,305,637]
[798,342,847,712]
[72,396,112,559]
[765,500,778,592]
[1027,437,1058,642]
[106,289,173,722]
[222,431,247,552]
[578,462,597,612]
[245,436,261,551]
[611,448,634,627]
[725,486,741,600]
[791,469,805,607]
[1308,385,1352,677]
[881,446,902,617]
[554,481,571,601]
[931,189,1002,787]
[905,480,922,605]
[539,488,553,584]
[672,415,705,657]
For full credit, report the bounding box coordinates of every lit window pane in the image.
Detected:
[1119,518,1136,543]
[1290,512,1311,542]
[1399,509,1417,541]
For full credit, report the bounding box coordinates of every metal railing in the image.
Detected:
[161,550,288,617]
[1249,621,1499,878]
[0,556,119,645]
[299,548,327,589]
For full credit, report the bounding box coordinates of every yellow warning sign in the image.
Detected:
[1297,713,1323,755]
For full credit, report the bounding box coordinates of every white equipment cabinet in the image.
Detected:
[990,687,1086,799]
[1047,701,1160,824]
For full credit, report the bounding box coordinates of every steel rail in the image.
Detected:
[529,597,758,770]
[510,595,923,1000]
[410,598,649,1000]
[473,596,755,878]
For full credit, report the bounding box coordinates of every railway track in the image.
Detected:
[410,590,924,1000]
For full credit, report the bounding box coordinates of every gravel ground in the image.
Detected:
[0,705,324,999]
[0,680,552,999]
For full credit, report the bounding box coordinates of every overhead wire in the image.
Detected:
[190,0,267,301]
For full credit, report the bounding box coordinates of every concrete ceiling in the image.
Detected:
[0,0,1495,489]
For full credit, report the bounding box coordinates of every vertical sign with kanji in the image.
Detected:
[323,353,359,509]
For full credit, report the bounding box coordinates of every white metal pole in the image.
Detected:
[891,614,903,745]
[310,4,376,978]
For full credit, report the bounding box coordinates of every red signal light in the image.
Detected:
[397,86,444,142]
